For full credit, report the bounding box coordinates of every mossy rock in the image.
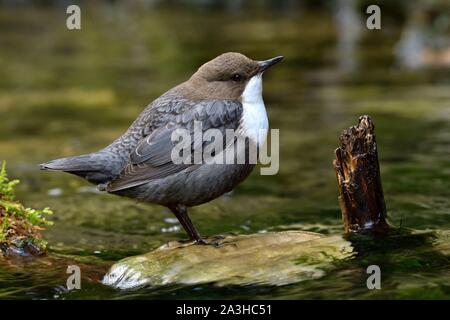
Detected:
[102,231,353,289]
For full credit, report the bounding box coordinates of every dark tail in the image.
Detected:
[40,152,119,184]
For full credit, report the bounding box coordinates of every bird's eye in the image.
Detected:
[231,74,242,81]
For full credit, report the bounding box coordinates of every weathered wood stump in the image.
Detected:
[333,115,390,234]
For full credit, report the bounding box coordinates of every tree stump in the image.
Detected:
[333,115,390,235]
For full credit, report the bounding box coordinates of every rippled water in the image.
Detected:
[0,4,449,299]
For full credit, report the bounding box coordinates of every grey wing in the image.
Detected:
[106,99,243,192]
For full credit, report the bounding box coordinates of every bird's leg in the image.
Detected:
[169,204,206,244]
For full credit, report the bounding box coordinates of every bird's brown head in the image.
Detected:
[185,52,283,100]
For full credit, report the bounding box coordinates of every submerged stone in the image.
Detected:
[102,231,353,289]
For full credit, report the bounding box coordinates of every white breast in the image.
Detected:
[240,74,268,146]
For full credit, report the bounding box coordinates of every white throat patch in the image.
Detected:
[240,74,268,146]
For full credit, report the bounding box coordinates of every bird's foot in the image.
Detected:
[173,235,235,247]
[195,235,237,248]
[173,238,208,246]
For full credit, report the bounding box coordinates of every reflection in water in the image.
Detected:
[334,0,361,73]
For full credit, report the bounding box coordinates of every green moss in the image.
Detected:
[0,161,53,255]
[396,286,449,300]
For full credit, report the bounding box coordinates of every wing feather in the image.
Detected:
[106,99,242,192]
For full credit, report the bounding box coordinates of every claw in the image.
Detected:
[194,238,208,245]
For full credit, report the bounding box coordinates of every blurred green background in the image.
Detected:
[0,0,449,299]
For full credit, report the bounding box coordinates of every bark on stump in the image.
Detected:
[333,115,390,235]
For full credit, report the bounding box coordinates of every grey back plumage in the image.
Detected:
[106,97,243,192]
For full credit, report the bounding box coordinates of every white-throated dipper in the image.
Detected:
[41,52,283,244]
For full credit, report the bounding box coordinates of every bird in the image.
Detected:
[40,52,283,244]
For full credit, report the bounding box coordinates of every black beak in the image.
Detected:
[258,56,284,73]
